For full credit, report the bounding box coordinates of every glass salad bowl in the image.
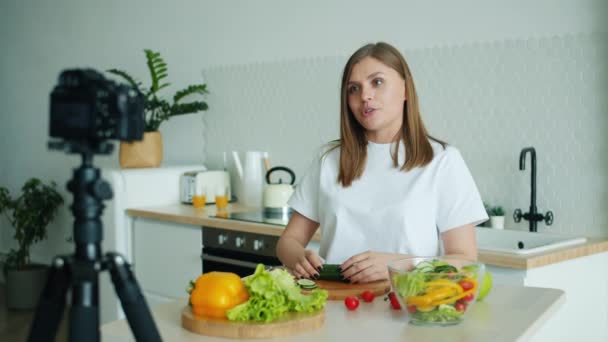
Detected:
[387,256,485,326]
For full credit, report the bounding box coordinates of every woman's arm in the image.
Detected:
[276,211,322,279]
[340,224,477,283]
[441,224,478,260]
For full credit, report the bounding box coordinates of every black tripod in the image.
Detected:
[27,141,161,342]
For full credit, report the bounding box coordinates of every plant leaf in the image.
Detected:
[169,101,209,116]
[157,83,171,92]
[106,69,143,92]
[145,49,170,93]
[173,84,208,103]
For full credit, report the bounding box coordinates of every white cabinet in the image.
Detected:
[488,252,608,342]
[132,218,202,309]
[100,165,205,324]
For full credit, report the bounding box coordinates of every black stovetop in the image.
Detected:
[211,210,292,226]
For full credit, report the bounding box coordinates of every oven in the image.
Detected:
[201,226,283,278]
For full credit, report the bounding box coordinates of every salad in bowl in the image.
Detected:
[387,256,485,326]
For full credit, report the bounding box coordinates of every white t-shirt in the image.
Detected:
[288,140,488,264]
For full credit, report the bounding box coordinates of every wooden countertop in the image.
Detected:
[127,203,321,242]
[101,284,565,342]
[477,237,608,269]
[127,204,608,270]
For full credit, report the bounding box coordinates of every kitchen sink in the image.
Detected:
[476,228,587,255]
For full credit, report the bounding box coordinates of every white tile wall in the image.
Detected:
[203,33,608,238]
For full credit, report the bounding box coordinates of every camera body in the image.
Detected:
[50,69,144,142]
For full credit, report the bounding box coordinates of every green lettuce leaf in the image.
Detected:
[226,264,328,322]
[394,271,427,298]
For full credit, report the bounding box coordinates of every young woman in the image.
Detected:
[276,42,487,283]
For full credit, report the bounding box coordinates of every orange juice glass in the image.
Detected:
[215,195,228,209]
[192,195,206,208]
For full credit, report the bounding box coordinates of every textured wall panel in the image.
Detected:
[203,33,608,237]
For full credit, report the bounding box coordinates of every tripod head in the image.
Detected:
[52,139,115,258]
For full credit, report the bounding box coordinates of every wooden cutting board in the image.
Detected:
[181,306,325,339]
[303,279,391,300]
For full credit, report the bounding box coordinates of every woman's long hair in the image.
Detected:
[336,42,445,187]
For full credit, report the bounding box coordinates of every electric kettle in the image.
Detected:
[263,166,295,214]
[232,151,265,208]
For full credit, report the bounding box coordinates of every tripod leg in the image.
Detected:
[27,256,70,342]
[106,252,162,342]
[69,258,101,342]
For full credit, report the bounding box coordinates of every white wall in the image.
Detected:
[1,0,607,264]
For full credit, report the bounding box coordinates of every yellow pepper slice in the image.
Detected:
[406,278,473,307]
[425,280,464,294]
[407,286,457,307]
[429,277,478,306]
[417,305,436,312]
[431,288,474,306]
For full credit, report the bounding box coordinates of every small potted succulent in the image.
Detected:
[488,206,506,230]
[0,178,64,309]
[107,49,209,168]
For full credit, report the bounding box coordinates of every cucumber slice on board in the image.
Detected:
[297,279,318,289]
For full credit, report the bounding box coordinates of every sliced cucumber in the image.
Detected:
[297,279,318,289]
[415,261,434,273]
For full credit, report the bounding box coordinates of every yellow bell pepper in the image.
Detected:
[189,271,249,319]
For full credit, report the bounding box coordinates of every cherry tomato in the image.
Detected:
[462,293,475,302]
[344,296,360,310]
[361,290,375,302]
[407,305,417,314]
[387,292,402,310]
[458,280,474,291]
[455,300,467,312]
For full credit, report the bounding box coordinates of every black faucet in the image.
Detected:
[514,147,554,232]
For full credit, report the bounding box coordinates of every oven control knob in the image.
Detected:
[218,234,228,245]
[253,239,264,251]
[235,236,246,248]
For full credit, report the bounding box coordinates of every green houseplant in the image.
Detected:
[488,205,505,230]
[0,178,64,309]
[489,206,505,217]
[107,49,209,168]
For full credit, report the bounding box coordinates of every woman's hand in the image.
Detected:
[287,249,323,279]
[276,211,321,279]
[340,251,403,283]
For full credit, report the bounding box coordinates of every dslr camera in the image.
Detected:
[49,68,144,142]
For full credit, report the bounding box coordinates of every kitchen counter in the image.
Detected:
[127,203,322,241]
[101,284,564,342]
[127,204,608,270]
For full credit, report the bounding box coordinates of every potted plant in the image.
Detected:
[107,49,209,168]
[0,178,64,309]
[488,206,506,230]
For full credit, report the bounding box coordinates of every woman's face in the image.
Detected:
[346,56,406,143]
